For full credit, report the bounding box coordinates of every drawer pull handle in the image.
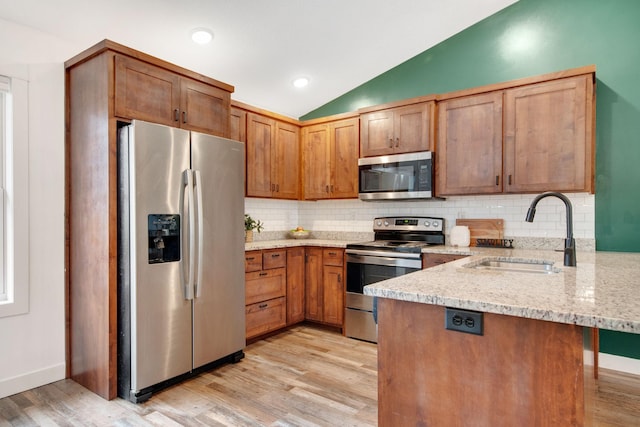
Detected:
[259,303,268,309]
[259,272,268,276]
[271,253,280,258]
[246,257,255,261]
[328,252,337,256]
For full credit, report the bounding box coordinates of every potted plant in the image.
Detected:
[244,214,264,242]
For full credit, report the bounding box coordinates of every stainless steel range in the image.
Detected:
[345,216,445,343]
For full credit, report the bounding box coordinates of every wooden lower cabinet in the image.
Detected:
[286,247,305,325]
[305,247,345,328]
[245,297,286,339]
[244,249,287,340]
[378,299,588,426]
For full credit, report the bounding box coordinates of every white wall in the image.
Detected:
[0,19,73,399]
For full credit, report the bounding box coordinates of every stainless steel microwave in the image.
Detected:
[358,152,433,201]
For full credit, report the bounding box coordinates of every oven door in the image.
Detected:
[345,250,422,343]
[346,251,422,294]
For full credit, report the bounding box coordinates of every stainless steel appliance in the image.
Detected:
[358,152,434,200]
[345,216,445,342]
[118,120,245,403]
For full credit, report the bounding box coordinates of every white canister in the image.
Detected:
[450,225,471,247]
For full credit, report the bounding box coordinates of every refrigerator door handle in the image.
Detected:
[182,169,196,300]
[193,170,204,298]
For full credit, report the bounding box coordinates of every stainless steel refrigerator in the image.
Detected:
[117,120,245,403]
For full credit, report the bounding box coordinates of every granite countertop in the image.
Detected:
[364,247,640,334]
[245,238,355,251]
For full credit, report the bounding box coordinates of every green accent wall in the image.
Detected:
[301,0,640,360]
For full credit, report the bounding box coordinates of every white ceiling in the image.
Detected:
[0,0,517,118]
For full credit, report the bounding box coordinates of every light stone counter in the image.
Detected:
[245,239,356,251]
[364,247,640,334]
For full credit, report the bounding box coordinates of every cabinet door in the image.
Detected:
[303,124,330,199]
[394,102,433,154]
[114,55,180,127]
[437,92,503,195]
[360,109,394,157]
[286,247,305,325]
[322,264,344,327]
[230,107,247,143]
[180,78,230,137]
[330,118,359,199]
[304,248,324,322]
[273,121,300,200]
[504,75,593,193]
[246,113,275,197]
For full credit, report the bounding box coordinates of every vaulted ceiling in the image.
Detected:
[0,0,518,117]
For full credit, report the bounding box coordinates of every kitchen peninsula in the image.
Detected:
[364,248,640,426]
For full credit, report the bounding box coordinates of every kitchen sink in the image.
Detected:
[464,257,560,274]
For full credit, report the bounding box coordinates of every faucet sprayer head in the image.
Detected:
[525,207,536,222]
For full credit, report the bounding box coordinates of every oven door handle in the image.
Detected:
[346,249,422,260]
[346,252,422,269]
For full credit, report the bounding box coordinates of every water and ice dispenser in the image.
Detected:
[148,214,181,263]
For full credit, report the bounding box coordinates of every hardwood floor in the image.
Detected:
[0,324,638,426]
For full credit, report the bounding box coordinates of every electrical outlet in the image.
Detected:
[445,307,483,335]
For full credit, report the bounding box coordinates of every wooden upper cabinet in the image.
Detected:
[246,112,299,199]
[246,113,274,198]
[115,54,180,127]
[437,72,595,196]
[179,78,230,136]
[360,101,434,157]
[302,117,359,200]
[229,106,247,143]
[504,75,593,193]
[330,118,359,198]
[303,123,330,199]
[274,122,300,200]
[437,92,504,195]
[114,54,230,137]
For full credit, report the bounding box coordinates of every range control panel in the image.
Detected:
[373,216,444,233]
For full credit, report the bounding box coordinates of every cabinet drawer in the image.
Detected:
[246,297,286,339]
[323,248,344,266]
[245,268,286,305]
[245,250,263,272]
[263,249,286,269]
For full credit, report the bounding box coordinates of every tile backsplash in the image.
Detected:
[245,193,595,241]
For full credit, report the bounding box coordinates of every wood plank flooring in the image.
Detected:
[1,324,639,426]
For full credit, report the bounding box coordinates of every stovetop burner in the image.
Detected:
[346,216,446,254]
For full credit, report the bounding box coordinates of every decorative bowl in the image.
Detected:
[289,230,311,239]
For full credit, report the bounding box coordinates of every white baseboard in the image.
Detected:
[0,363,66,399]
[599,353,640,376]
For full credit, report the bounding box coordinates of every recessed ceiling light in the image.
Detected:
[293,77,310,88]
[191,28,214,45]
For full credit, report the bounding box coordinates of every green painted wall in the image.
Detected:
[301,0,640,360]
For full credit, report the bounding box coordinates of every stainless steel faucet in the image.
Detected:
[525,192,576,267]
